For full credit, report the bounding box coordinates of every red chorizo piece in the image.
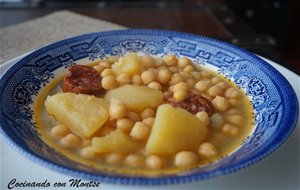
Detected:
[165,93,214,116]
[63,65,103,95]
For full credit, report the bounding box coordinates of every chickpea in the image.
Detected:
[158,66,168,71]
[178,57,192,68]
[140,108,156,119]
[200,70,211,78]
[183,65,194,72]
[190,89,200,95]
[194,80,212,92]
[110,104,127,119]
[146,155,164,170]
[198,142,218,158]
[117,73,131,85]
[157,69,172,84]
[207,85,224,97]
[169,66,179,73]
[106,153,125,165]
[173,82,188,92]
[109,100,127,120]
[171,73,184,84]
[116,118,134,132]
[147,68,158,74]
[80,146,95,159]
[212,96,229,112]
[148,82,162,91]
[228,98,241,107]
[211,77,222,85]
[190,71,201,80]
[142,117,155,127]
[222,123,240,136]
[155,58,164,67]
[132,74,143,85]
[142,55,155,68]
[225,88,241,99]
[168,85,174,92]
[126,112,141,122]
[102,76,118,90]
[174,151,198,168]
[125,154,144,167]
[196,111,210,126]
[50,124,69,138]
[99,61,111,68]
[141,70,156,84]
[215,81,229,90]
[93,65,104,73]
[173,90,187,101]
[226,115,245,126]
[210,113,224,129]
[186,78,195,88]
[179,71,190,79]
[130,122,150,140]
[60,134,81,148]
[164,55,178,66]
[200,93,213,101]
[101,68,115,77]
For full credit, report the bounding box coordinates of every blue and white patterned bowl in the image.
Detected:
[0,29,298,185]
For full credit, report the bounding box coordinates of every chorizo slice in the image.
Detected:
[165,93,214,116]
[63,65,103,95]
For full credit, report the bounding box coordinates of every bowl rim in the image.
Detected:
[0,29,299,185]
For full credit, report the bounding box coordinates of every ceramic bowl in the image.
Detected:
[0,29,298,185]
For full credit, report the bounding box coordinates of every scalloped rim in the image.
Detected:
[0,29,299,185]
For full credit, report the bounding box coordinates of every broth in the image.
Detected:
[34,54,254,175]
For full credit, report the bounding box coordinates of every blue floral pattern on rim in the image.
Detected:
[0,29,298,185]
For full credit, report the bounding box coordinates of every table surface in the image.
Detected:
[1,4,300,74]
[0,54,299,190]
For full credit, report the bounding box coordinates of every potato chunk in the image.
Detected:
[112,53,143,75]
[92,130,140,153]
[44,93,109,138]
[105,84,163,111]
[145,104,208,155]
